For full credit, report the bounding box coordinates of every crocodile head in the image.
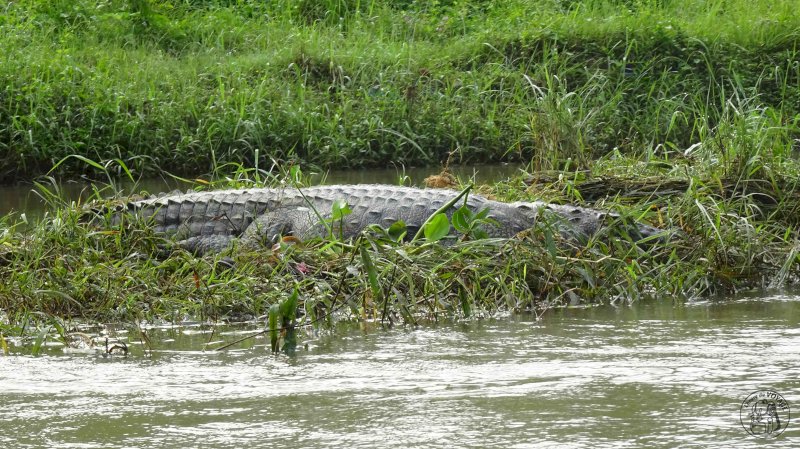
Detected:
[510,200,669,245]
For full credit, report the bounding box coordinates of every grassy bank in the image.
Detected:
[1,0,798,182]
[2,157,800,352]
[2,0,800,352]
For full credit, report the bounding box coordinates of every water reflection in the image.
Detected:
[1,295,798,448]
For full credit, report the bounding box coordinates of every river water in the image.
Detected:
[1,294,798,448]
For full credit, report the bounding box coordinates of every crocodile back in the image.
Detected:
[121,184,532,239]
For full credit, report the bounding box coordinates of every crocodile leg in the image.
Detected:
[239,207,327,249]
[176,235,238,255]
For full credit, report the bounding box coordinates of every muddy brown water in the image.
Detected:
[1,295,799,448]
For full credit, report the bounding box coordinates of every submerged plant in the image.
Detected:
[269,286,299,355]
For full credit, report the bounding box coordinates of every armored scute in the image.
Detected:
[107,184,663,253]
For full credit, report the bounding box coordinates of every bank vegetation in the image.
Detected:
[1,0,799,351]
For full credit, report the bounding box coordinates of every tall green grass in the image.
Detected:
[0,0,797,182]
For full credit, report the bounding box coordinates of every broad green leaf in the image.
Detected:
[289,165,303,182]
[50,154,105,172]
[410,184,473,243]
[544,226,557,258]
[31,326,50,356]
[575,266,596,288]
[423,213,450,242]
[279,288,299,355]
[113,158,135,182]
[452,206,471,233]
[387,220,407,241]
[304,298,318,328]
[472,229,489,240]
[330,199,352,220]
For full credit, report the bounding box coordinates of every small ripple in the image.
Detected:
[2,297,800,448]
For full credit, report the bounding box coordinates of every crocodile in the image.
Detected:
[105,184,664,254]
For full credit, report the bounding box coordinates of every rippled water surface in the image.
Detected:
[2,295,799,448]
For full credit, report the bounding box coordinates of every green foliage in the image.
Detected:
[2,0,800,348]
[0,0,798,181]
[423,213,450,242]
[412,184,474,242]
[0,332,8,356]
[268,285,299,354]
[452,206,496,240]
[1,163,800,347]
[386,221,408,242]
[328,199,352,240]
[358,244,382,311]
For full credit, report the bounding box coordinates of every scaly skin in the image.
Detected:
[109,184,662,253]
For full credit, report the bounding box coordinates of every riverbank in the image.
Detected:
[2,159,800,349]
[2,1,800,348]
[1,0,798,182]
